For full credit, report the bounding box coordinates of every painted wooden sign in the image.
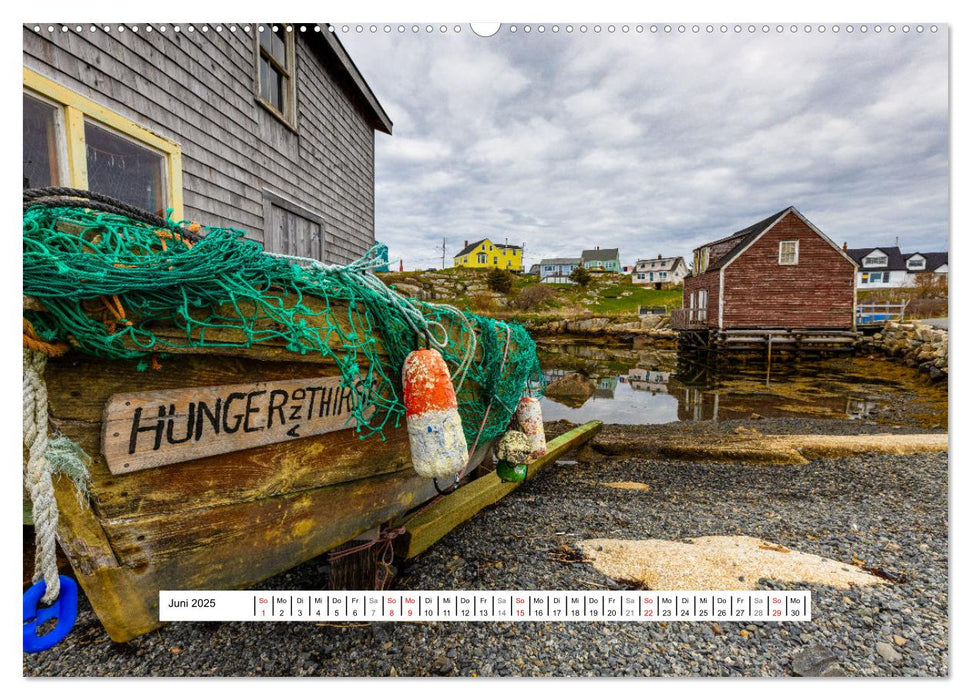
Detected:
[101,376,371,474]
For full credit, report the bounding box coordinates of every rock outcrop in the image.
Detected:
[525,314,677,338]
[544,372,596,406]
[858,321,948,381]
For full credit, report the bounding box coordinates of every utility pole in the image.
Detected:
[441,236,446,269]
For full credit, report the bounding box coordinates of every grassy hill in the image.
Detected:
[377,267,682,321]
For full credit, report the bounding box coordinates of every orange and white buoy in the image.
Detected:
[516,396,547,460]
[402,348,469,479]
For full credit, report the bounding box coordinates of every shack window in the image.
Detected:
[23,70,183,218]
[863,255,888,267]
[476,253,486,264]
[778,240,799,265]
[23,94,63,189]
[256,24,297,126]
[263,191,323,262]
[85,121,167,215]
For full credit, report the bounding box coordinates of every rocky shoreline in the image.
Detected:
[524,314,677,338]
[858,321,948,381]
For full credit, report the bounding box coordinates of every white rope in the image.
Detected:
[23,348,60,604]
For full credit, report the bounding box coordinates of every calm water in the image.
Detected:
[536,339,944,427]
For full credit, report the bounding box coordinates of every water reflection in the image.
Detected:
[537,340,891,425]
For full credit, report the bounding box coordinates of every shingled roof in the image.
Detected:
[921,252,949,270]
[701,207,792,270]
[539,257,582,266]
[845,247,947,272]
[634,256,686,271]
[454,238,522,258]
[845,246,908,271]
[581,248,619,262]
[694,206,855,271]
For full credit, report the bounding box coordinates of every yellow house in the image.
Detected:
[453,238,523,271]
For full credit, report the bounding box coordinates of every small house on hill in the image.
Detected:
[633,255,688,288]
[581,247,620,272]
[538,257,582,284]
[676,207,857,339]
[23,23,392,265]
[846,246,948,288]
[453,238,524,271]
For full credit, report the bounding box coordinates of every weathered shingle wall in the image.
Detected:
[23,25,376,264]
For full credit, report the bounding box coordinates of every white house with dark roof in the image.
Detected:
[632,255,688,288]
[846,246,948,288]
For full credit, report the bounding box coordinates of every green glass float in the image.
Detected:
[496,459,527,483]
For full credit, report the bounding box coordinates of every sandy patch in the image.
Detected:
[601,481,651,491]
[577,535,884,590]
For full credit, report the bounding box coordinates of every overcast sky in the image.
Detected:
[340,25,948,270]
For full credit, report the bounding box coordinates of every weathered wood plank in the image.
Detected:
[46,354,352,423]
[101,375,370,474]
[102,465,440,571]
[397,420,603,560]
[58,417,412,520]
[54,464,435,642]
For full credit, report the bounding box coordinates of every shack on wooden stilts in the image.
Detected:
[673,206,860,361]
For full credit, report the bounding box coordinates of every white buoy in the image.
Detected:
[516,396,547,460]
[402,348,469,479]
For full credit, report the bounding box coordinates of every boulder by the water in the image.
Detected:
[544,372,595,407]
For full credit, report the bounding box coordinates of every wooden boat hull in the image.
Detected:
[42,349,485,642]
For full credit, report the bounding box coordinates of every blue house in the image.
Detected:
[538,257,582,284]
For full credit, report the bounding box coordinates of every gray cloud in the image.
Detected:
[341,27,948,269]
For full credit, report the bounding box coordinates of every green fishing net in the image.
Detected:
[23,204,543,446]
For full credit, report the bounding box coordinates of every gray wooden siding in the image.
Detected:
[23,25,377,264]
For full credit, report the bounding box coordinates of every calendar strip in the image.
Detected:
[160,590,811,622]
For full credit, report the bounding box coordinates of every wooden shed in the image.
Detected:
[23,23,391,264]
[674,207,858,350]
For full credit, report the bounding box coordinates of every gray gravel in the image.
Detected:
[24,425,947,677]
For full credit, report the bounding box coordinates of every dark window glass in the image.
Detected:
[85,120,166,215]
[258,25,291,117]
[270,27,287,65]
[23,94,60,189]
[259,57,271,103]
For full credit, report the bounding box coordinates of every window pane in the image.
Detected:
[23,94,60,189]
[85,121,166,215]
[276,72,288,113]
[259,57,272,103]
[267,66,281,111]
[271,27,287,67]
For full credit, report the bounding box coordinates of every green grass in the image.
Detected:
[587,284,682,314]
[378,267,684,318]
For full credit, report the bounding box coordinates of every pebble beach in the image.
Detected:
[24,417,948,677]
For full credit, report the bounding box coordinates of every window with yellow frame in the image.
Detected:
[22,68,184,219]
